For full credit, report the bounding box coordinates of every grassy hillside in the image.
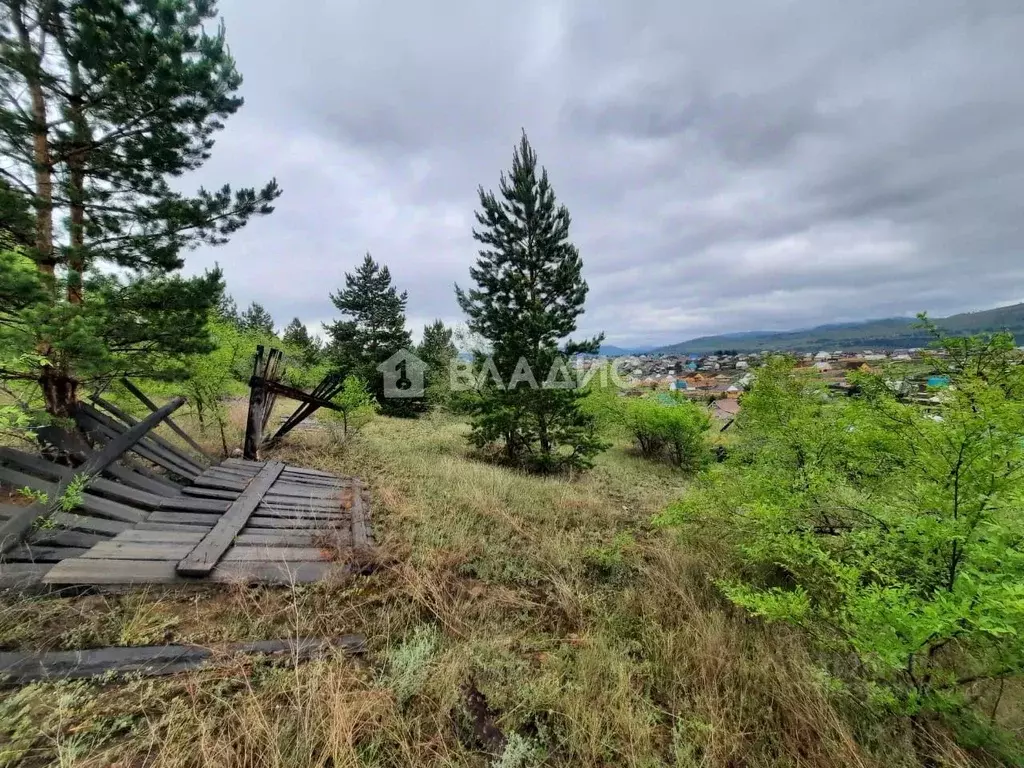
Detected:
[1,409,1000,766]
[651,302,1024,354]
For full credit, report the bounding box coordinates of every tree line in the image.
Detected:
[0,0,606,473]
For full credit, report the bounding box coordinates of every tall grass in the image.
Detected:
[0,412,1004,766]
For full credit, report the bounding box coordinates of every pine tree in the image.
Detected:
[418,319,457,407]
[239,301,275,336]
[0,1,280,415]
[325,253,412,409]
[282,317,321,365]
[456,132,605,471]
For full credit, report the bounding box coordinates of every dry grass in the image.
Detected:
[0,411,1006,766]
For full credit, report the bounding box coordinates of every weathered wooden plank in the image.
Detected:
[76,409,200,481]
[158,496,230,513]
[90,395,205,475]
[200,466,255,480]
[51,512,132,535]
[120,378,214,463]
[234,531,320,547]
[135,521,214,533]
[0,562,52,590]
[180,486,241,500]
[114,530,207,544]
[0,465,146,523]
[146,511,221,526]
[245,517,336,530]
[45,557,333,585]
[103,461,184,497]
[351,482,372,551]
[0,503,45,554]
[177,461,285,576]
[256,506,342,519]
[27,529,105,548]
[190,476,248,492]
[75,396,188,478]
[221,546,331,562]
[6,545,90,562]
[282,465,339,478]
[0,448,165,510]
[82,542,194,560]
[0,635,365,684]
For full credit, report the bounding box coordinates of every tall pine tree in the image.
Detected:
[0,1,280,415]
[325,253,412,410]
[456,132,604,471]
[418,319,457,408]
[239,301,275,335]
[282,317,321,365]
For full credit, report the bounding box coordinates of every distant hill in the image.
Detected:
[649,303,1024,355]
[600,344,654,356]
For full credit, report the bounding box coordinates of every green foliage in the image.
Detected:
[617,395,711,471]
[0,0,279,413]
[325,253,413,413]
[322,375,378,439]
[282,317,321,366]
[658,335,1024,737]
[455,132,605,472]
[417,319,458,408]
[239,302,276,336]
[381,625,441,706]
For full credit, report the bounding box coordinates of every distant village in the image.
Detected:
[591,347,951,422]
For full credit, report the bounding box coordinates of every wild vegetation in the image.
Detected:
[0,3,1021,766]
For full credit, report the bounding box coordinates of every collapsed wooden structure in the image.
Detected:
[244,345,347,460]
[0,381,373,590]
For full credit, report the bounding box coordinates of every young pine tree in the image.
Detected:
[417,319,457,408]
[456,132,604,471]
[325,253,412,410]
[0,1,280,415]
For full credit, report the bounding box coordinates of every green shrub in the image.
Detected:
[658,336,1024,748]
[618,395,711,471]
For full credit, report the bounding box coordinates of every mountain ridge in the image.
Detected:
[647,302,1024,355]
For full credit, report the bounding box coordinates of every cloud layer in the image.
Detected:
[184,0,1024,347]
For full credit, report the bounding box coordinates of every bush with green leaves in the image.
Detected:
[322,376,378,440]
[617,395,711,471]
[658,336,1024,744]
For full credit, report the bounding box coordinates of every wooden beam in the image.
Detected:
[121,378,213,462]
[176,461,285,576]
[90,395,205,475]
[0,636,366,684]
[243,346,268,460]
[254,378,344,411]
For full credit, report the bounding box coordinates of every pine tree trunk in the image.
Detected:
[39,368,78,419]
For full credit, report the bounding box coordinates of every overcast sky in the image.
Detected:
[184,0,1024,348]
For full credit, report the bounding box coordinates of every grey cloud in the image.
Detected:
[180,0,1024,347]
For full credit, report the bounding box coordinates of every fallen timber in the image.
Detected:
[0,388,374,590]
[0,635,366,685]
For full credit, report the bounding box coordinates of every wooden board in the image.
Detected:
[0,635,365,684]
[221,546,332,562]
[27,529,105,548]
[176,461,285,577]
[181,486,241,500]
[120,377,214,463]
[190,476,248,492]
[351,482,372,550]
[82,542,194,560]
[146,511,222,526]
[0,562,52,591]
[157,496,230,513]
[51,512,132,535]
[6,545,90,562]
[44,557,333,585]
[135,521,214,533]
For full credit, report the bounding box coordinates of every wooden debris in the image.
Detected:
[0,635,366,685]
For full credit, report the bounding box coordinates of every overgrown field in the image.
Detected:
[0,412,1011,767]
